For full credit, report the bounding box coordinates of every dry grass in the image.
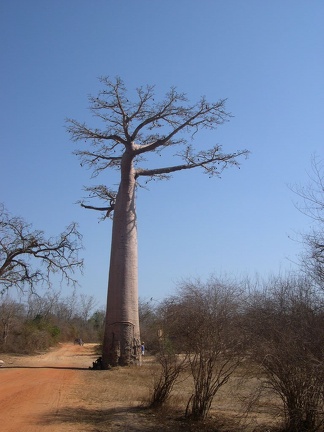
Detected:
[0,344,280,432]
[63,355,283,432]
[0,345,283,431]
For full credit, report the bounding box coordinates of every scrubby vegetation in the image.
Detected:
[0,290,104,353]
[140,274,324,431]
[138,157,324,431]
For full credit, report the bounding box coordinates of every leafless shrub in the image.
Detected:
[149,340,188,409]
[155,276,245,421]
[292,156,324,286]
[244,274,324,432]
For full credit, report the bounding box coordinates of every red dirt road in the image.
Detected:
[0,343,96,432]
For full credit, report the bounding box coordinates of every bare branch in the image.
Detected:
[66,119,127,146]
[292,155,324,285]
[0,204,83,294]
[78,185,117,220]
[68,77,245,182]
[135,147,249,179]
[292,155,324,223]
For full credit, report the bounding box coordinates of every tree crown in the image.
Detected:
[67,77,249,215]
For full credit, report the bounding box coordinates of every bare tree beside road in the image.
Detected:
[0,203,83,295]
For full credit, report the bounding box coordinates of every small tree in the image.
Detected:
[293,156,324,285]
[139,298,160,353]
[0,204,83,294]
[0,295,24,349]
[67,77,249,367]
[148,298,189,409]
[149,339,188,409]
[245,275,324,432]
[183,279,243,421]
[159,277,244,421]
[88,309,105,342]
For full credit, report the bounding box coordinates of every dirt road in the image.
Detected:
[0,343,97,432]
[0,344,279,431]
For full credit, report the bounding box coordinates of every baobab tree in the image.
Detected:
[67,77,249,367]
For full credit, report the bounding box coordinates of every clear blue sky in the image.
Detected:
[1,0,323,307]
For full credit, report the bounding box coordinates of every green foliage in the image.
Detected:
[0,291,103,354]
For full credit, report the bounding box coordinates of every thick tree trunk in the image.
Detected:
[102,155,141,368]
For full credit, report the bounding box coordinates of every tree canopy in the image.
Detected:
[67,76,249,215]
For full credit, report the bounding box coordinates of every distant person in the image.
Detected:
[141,342,145,356]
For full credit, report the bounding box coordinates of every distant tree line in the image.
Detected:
[0,203,104,353]
[0,290,105,353]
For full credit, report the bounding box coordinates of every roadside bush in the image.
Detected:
[153,277,244,421]
[149,338,188,408]
[244,275,324,432]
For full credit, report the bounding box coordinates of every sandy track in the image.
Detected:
[0,343,97,432]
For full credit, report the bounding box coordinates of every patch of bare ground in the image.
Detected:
[0,345,282,431]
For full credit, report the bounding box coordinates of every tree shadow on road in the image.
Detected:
[3,365,92,370]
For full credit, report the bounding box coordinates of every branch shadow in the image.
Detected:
[38,404,238,432]
[38,405,173,432]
